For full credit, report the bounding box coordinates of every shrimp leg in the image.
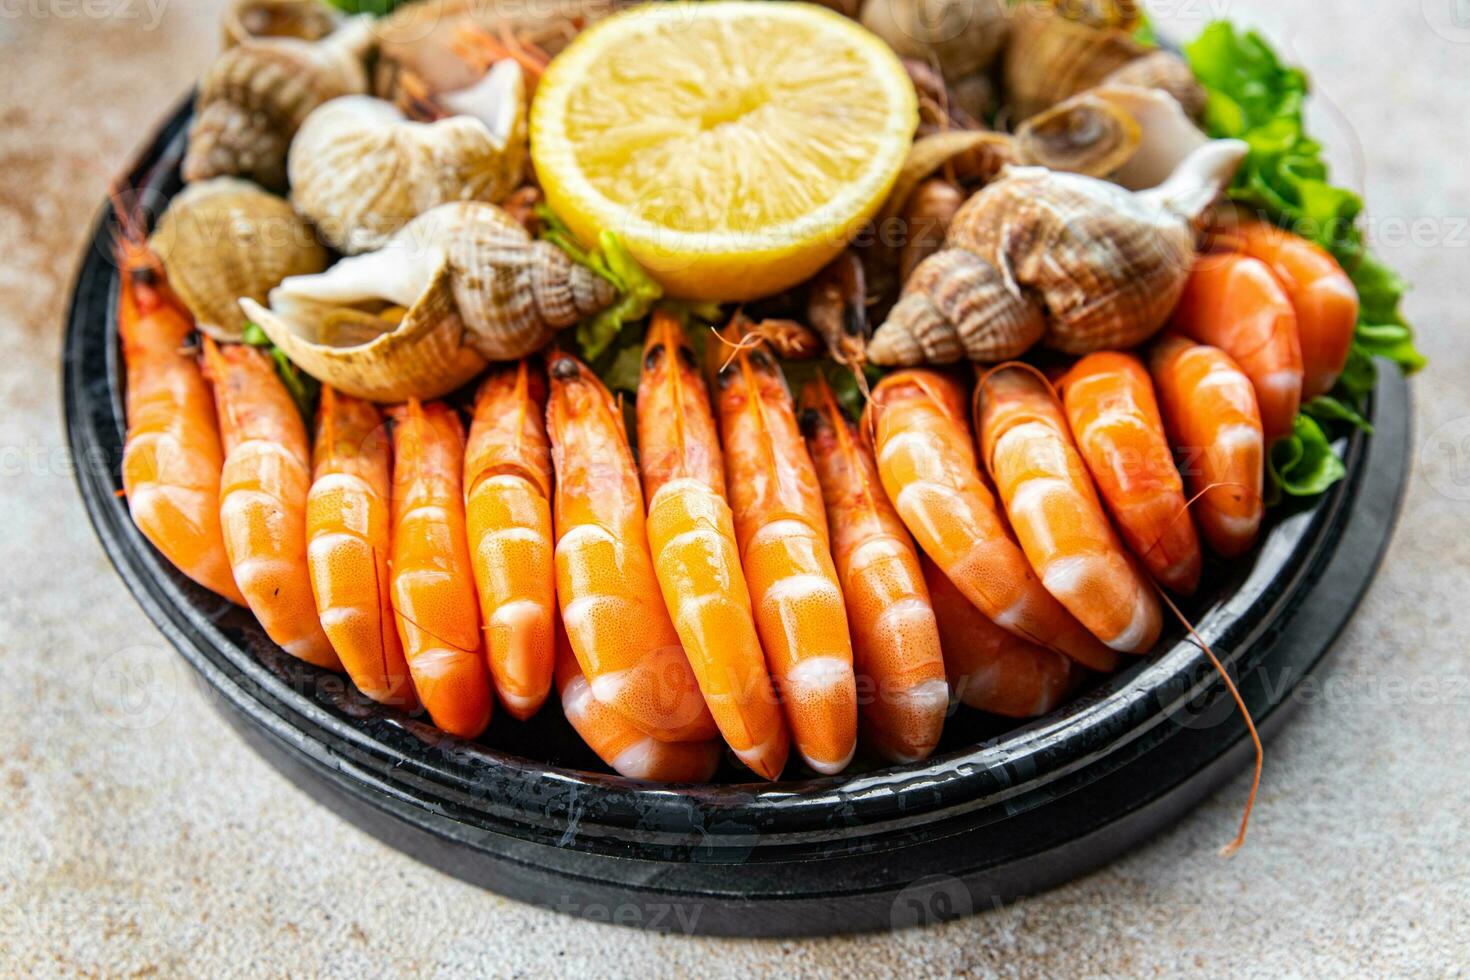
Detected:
[1151,335,1265,558]
[117,233,243,606]
[554,617,722,782]
[799,376,947,764]
[1225,214,1359,400]
[712,328,858,775]
[1058,352,1203,596]
[464,363,556,720]
[546,352,718,744]
[638,312,789,780]
[976,365,1162,654]
[921,554,1074,719]
[307,387,416,705]
[202,338,338,668]
[865,369,1118,673]
[1171,251,1304,440]
[388,399,493,738]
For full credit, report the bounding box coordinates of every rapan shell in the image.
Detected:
[241,202,616,401]
[1003,4,1147,121]
[290,61,528,255]
[148,177,329,341]
[869,140,1248,364]
[183,16,374,191]
[221,0,341,49]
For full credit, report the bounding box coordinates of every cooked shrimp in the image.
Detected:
[864,369,1118,673]
[711,327,858,775]
[1150,335,1265,558]
[977,365,1162,654]
[388,399,493,738]
[921,554,1074,719]
[202,337,338,669]
[637,312,789,780]
[1224,215,1359,399]
[1058,352,1203,596]
[554,616,722,783]
[307,387,416,705]
[799,375,947,764]
[116,224,244,606]
[546,352,718,744]
[1171,251,1304,440]
[464,363,556,720]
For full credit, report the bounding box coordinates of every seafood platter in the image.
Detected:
[65,0,1418,934]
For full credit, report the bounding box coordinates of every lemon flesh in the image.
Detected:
[530,1,917,301]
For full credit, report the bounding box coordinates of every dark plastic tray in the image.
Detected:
[64,101,1410,937]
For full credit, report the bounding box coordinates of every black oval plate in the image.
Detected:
[64,101,1411,936]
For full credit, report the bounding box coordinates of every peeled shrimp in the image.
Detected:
[637,312,789,780]
[976,365,1162,654]
[1225,215,1359,399]
[711,328,858,775]
[464,363,556,720]
[1058,352,1202,595]
[1171,252,1304,441]
[799,376,947,764]
[864,369,1118,673]
[554,617,722,783]
[546,352,718,744]
[921,555,1074,719]
[1151,335,1265,558]
[117,230,243,606]
[307,387,415,705]
[388,399,493,738]
[203,337,339,669]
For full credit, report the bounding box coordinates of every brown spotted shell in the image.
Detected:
[240,202,616,401]
[869,140,1248,364]
[1003,3,1147,120]
[183,17,374,191]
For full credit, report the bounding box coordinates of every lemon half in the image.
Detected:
[530,1,917,301]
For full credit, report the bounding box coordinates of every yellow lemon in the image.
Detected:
[530,1,917,301]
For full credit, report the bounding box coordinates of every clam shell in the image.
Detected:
[221,0,340,49]
[148,177,329,340]
[1003,4,1146,120]
[184,16,374,191]
[290,61,528,255]
[242,202,615,401]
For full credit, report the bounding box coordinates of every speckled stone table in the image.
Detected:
[2,2,1466,975]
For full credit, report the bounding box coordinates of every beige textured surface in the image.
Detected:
[1,2,1466,975]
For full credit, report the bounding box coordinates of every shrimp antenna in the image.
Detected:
[1154,581,1263,857]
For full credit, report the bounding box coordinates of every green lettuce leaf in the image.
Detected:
[1269,415,1347,498]
[1186,21,1426,383]
[324,0,406,15]
[241,322,320,422]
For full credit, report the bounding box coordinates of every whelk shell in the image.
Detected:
[1003,3,1147,121]
[869,139,1248,365]
[240,202,616,402]
[183,16,374,192]
[290,60,528,255]
[860,0,1009,80]
[148,177,329,341]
